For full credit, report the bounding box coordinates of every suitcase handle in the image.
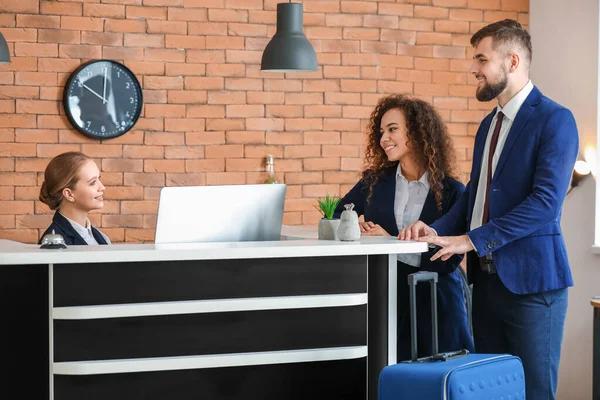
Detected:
[407,272,470,363]
[408,271,438,361]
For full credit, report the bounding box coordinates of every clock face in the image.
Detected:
[64,60,143,140]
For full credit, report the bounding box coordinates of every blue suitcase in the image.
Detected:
[378,271,526,400]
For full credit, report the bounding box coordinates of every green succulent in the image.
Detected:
[315,194,341,220]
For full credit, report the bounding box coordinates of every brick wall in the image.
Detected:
[0,0,529,243]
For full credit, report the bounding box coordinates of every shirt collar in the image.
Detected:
[496,80,533,122]
[395,165,430,189]
[59,211,93,237]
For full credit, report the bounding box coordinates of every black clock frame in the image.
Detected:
[63,59,143,140]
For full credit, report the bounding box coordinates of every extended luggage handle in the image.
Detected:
[406,272,470,363]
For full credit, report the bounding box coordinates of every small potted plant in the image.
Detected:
[315,194,342,240]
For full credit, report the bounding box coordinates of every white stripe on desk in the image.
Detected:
[53,345,368,375]
[53,293,368,320]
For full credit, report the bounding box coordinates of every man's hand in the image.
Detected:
[418,234,473,261]
[398,220,436,240]
[359,221,391,236]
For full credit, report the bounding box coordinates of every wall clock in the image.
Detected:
[63,60,143,140]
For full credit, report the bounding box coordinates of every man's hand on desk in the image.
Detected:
[417,235,473,262]
[359,221,391,236]
[398,220,436,240]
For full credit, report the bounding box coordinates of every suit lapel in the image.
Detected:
[377,172,398,235]
[53,211,88,245]
[418,190,439,225]
[493,86,541,178]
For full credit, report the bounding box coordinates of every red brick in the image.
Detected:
[432,0,467,5]
[342,106,374,119]
[166,62,206,76]
[0,100,14,113]
[226,131,265,144]
[206,118,244,131]
[266,106,303,118]
[185,77,224,90]
[165,118,206,132]
[103,46,144,61]
[59,44,102,59]
[40,1,83,16]
[247,92,284,105]
[166,173,206,186]
[305,105,342,118]
[121,200,159,214]
[169,7,208,21]
[0,115,36,128]
[145,132,185,146]
[205,172,245,185]
[208,9,248,22]
[62,16,104,32]
[467,0,501,9]
[0,201,33,215]
[325,14,362,27]
[123,173,165,187]
[324,92,361,106]
[123,145,165,159]
[265,132,303,145]
[186,159,225,172]
[281,145,319,159]
[2,28,37,43]
[145,104,186,118]
[483,10,519,22]
[145,76,183,90]
[168,90,208,104]
[127,5,167,20]
[83,4,125,18]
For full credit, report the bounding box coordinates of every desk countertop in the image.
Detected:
[0,226,428,266]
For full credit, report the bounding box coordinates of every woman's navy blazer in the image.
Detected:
[335,168,474,359]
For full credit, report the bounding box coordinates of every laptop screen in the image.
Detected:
[154,184,287,244]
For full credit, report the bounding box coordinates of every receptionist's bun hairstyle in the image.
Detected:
[39,151,92,210]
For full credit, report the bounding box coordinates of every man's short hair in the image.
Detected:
[471,19,532,64]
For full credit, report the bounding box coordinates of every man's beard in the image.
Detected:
[476,67,508,102]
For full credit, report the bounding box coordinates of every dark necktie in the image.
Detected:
[481,111,504,225]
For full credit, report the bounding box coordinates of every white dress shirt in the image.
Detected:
[470,80,534,247]
[60,212,111,245]
[394,167,429,267]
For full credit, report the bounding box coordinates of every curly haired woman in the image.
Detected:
[335,94,474,360]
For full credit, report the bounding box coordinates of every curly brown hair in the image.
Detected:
[362,94,457,210]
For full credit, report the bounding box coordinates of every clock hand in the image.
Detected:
[102,68,107,104]
[82,84,106,102]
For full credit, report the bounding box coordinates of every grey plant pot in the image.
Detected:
[318,218,340,240]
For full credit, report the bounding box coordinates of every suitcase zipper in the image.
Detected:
[442,355,511,400]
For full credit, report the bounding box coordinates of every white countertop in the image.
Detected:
[0,226,428,266]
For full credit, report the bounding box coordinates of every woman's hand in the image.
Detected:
[360,221,391,236]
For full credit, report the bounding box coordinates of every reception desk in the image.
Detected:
[0,228,427,400]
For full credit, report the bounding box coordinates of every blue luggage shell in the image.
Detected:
[379,353,525,400]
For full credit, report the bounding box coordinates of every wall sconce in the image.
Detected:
[569,159,592,192]
[0,33,10,63]
[260,2,317,73]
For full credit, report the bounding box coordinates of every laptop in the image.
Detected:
[154,184,287,244]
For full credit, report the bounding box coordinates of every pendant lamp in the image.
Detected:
[0,33,10,63]
[261,2,317,72]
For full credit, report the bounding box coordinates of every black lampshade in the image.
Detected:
[261,3,317,73]
[0,33,10,64]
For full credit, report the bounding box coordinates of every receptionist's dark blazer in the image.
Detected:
[39,211,109,246]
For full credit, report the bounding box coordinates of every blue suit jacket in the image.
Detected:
[39,211,108,246]
[431,86,578,295]
[335,170,474,356]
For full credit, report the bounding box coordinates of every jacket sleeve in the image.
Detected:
[334,180,367,219]
[421,182,466,273]
[467,108,579,256]
[430,180,470,237]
